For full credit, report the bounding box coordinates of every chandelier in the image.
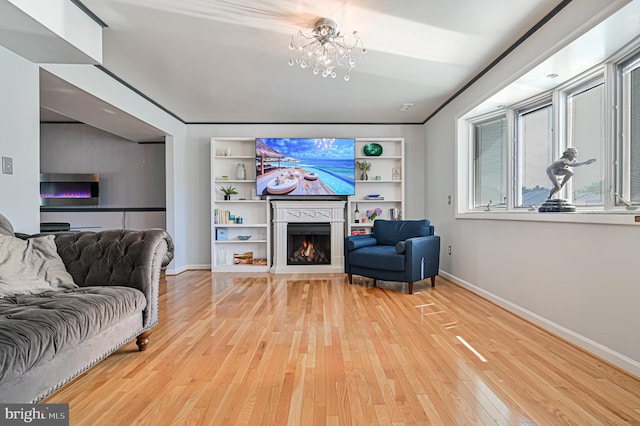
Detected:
[288,18,366,81]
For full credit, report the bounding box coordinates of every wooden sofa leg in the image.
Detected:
[408,282,414,294]
[136,331,152,352]
[348,273,353,284]
[431,276,436,287]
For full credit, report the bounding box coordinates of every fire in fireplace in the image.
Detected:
[287,222,331,265]
[40,173,99,206]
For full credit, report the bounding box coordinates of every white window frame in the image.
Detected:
[456,45,640,225]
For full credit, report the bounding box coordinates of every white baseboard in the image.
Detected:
[165,264,210,275]
[439,271,640,379]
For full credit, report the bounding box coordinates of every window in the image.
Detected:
[516,104,553,207]
[473,117,507,209]
[567,81,605,206]
[621,56,640,204]
[457,9,640,222]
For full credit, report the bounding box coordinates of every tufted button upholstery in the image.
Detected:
[52,229,174,328]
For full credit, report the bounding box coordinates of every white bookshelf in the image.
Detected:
[211,137,405,270]
[348,138,405,235]
[211,137,270,271]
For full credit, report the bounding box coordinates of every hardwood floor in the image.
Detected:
[45,272,640,425]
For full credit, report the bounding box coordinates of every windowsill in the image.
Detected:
[456,209,640,226]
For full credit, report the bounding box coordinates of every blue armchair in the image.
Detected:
[344,219,440,294]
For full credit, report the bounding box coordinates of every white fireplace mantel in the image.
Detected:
[271,200,346,274]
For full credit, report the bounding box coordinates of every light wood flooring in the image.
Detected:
[45,272,640,425]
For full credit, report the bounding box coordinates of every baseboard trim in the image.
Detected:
[439,271,640,379]
[165,264,210,275]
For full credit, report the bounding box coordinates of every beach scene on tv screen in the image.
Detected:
[256,138,355,196]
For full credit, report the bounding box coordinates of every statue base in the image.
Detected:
[538,199,576,213]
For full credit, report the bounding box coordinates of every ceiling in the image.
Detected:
[10,0,638,141]
[45,0,561,127]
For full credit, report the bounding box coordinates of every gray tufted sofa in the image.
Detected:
[0,213,174,403]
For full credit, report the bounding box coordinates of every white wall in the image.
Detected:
[184,124,425,269]
[0,45,40,233]
[424,0,640,376]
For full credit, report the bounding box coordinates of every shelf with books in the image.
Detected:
[211,137,270,271]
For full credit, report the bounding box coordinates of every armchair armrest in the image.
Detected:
[405,235,441,281]
[52,229,174,329]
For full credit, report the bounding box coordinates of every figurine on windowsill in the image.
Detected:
[539,147,596,213]
[545,148,596,199]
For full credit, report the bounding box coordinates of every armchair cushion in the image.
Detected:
[348,245,405,272]
[373,219,431,246]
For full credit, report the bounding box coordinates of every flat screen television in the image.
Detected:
[256,138,355,196]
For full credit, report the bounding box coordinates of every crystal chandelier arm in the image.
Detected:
[288,17,365,81]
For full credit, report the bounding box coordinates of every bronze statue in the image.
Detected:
[546,148,596,199]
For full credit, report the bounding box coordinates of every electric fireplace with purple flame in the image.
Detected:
[40,173,100,206]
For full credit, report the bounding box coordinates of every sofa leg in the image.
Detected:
[408,282,413,294]
[136,331,151,352]
[431,276,436,287]
[348,273,353,284]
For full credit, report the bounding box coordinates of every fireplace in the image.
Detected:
[40,173,99,206]
[271,200,345,273]
[287,223,331,265]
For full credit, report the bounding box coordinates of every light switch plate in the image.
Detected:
[1,157,13,175]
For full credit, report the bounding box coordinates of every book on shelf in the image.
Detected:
[365,196,384,200]
[233,251,253,264]
[351,228,368,235]
[215,228,228,241]
[214,208,236,224]
[252,257,267,265]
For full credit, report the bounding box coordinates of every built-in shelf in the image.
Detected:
[348,138,405,235]
[211,137,270,272]
[211,136,406,268]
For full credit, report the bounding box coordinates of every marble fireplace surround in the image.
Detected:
[271,200,346,274]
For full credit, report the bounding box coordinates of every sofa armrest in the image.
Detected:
[52,229,174,329]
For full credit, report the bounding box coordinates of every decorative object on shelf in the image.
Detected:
[237,235,252,240]
[224,147,231,156]
[390,208,400,221]
[215,228,228,241]
[356,160,371,180]
[366,207,383,222]
[354,203,361,223]
[288,17,366,81]
[374,175,381,180]
[233,251,253,264]
[217,248,227,265]
[221,175,229,180]
[392,167,401,180]
[363,143,383,156]
[219,185,238,200]
[235,163,246,180]
[365,194,384,200]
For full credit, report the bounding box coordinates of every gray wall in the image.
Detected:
[0,46,40,233]
[424,0,640,375]
[40,123,165,208]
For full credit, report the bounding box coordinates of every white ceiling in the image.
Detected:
[63,0,561,125]
[5,0,638,141]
